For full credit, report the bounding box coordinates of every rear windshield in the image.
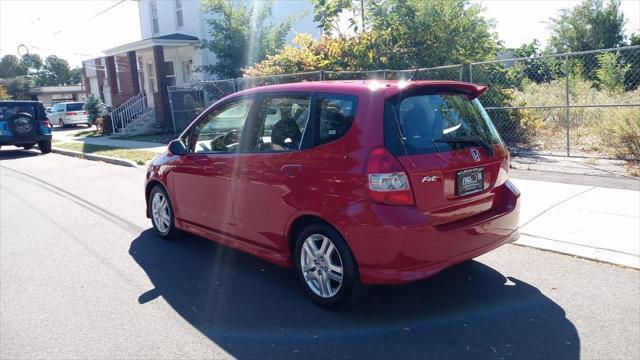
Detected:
[66,103,85,111]
[384,94,502,155]
[0,104,37,121]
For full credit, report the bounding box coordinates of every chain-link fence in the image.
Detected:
[470,45,640,159]
[168,47,639,159]
[168,65,463,133]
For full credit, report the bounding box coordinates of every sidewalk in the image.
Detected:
[73,136,167,153]
[511,178,640,268]
[52,128,167,153]
[511,151,637,179]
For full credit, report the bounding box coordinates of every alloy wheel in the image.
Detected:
[151,191,171,234]
[300,234,344,298]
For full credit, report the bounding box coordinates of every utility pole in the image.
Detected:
[360,0,365,33]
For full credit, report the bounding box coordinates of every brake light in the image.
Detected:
[41,119,51,128]
[365,147,414,206]
[65,112,76,116]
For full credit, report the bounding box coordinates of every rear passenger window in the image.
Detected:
[317,94,357,145]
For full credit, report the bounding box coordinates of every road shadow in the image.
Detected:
[0,149,41,160]
[130,229,579,359]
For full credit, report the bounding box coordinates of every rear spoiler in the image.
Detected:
[419,82,488,100]
[397,81,488,100]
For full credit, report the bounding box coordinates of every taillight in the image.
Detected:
[65,112,76,116]
[41,119,51,128]
[83,111,88,115]
[365,147,415,206]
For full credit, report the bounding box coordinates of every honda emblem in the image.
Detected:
[470,148,481,161]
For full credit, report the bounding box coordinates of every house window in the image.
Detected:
[164,61,176,87]
[181,60,192,83]
[175,0,184,28]
[150,0,159,34]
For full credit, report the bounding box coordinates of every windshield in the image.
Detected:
[384,93,502,155]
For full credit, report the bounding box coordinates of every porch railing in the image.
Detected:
[111,93,148,131]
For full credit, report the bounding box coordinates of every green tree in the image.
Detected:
[247,0,498,76]
[630,33,640,46]
[199,0,295,79]
[595,52,629,92]
[84,94,105,123]
[511,40,562,84]
[0,55,28,78]
[37,55,74,86]
[6,76,35,99]
[21,53,43,73]
[547,0,626,53]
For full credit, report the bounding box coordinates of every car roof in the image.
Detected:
[0,100,42,104]
[228,80,487,100]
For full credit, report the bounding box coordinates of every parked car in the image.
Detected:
[50,102,91,127]
[0,100,52,153]
[144,80,521,308]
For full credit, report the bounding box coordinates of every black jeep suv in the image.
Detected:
[0,100,52,154]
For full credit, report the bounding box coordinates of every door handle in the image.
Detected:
[281,164,303,178]
[193,156,210,166]
[213,161,227,170]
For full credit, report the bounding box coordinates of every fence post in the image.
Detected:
[167,86,178,135]
[320,70,325,81]
[564,55,571,157]
[469,64,473,83]
[458,65,463,81]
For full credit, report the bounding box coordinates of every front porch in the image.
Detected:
[83,33,199,133]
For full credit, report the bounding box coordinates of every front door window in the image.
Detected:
[190,99,253,153]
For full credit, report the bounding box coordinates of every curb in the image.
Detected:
[52,147,139,168]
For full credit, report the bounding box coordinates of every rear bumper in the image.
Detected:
[339,182,521,285]
[0,135,52,146]
[62,116,89,124]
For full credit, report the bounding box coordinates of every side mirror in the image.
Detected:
[168,139,187,155]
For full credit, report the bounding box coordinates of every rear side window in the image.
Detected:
[66,103,85,111]
[384,94,501,155]
[316,94,357,145]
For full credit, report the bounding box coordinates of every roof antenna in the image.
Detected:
[408,66,421,81]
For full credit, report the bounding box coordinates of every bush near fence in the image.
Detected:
[168,46,640,159]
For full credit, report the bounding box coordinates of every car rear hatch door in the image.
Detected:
[384,84,509,226]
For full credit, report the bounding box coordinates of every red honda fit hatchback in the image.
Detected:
[145,80,521,308]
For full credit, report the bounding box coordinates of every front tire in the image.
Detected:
[23,143,36,150]
[149,185,178,239]
[294,223,367,309]
[37,141,51,154]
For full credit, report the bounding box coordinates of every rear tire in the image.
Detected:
[22,143,36,150]
[294,223,367,309]
[38,141,51,154]
[149,185,179,240]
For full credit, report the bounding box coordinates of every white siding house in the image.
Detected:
[83,0,321,132]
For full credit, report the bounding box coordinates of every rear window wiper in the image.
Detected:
[433,136,494,156]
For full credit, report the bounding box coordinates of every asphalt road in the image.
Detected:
[1,150,639,360]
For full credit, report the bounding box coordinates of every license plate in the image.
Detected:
[456,167,484,196]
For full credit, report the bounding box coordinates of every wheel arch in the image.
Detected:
[287,214,349,263]
[145,179,167,217]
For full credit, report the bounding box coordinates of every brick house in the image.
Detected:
[82,0,320,134]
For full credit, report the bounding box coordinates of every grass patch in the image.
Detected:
[54,142,158,165]
[111,132,177,144]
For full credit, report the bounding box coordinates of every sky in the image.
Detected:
[0,0,639,68]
